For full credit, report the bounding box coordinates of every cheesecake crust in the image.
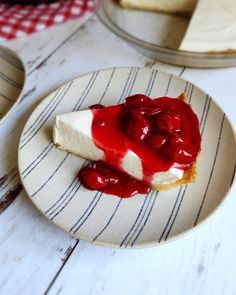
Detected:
[151,162,197,191]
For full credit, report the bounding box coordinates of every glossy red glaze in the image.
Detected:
[78,94,201,198]
[79,161,150,198]
[154,113,181,134]
[147,134,167,150]
[126,113,151,142]
[89,104,105,110]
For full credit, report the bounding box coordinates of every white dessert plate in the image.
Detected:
[18,67,236,248]
[0,45,25,123]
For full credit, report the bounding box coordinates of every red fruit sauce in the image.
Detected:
[79,161,150,198]
[79,94,201,198]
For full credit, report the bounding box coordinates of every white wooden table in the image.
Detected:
[0,12,236,295]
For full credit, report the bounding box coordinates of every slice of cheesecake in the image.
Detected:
[179,0,236,52]
[53,109,186,189]
[120,0,197,15]
[53,94,201,194]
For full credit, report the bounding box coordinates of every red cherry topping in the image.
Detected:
[94,120,106,128]
[154,112,181,134]
[89,104,105,110]
[169,133,185,144]
[126,113,150,142]
[78,161,150,198]
[170,113,181,132]
[85,94,201,198]
[129,108,146,117]
[165,145,196,165]
[125,94,154,109]
[79,169,108,190]
[145,107,161,116]
[147,134,167,150]
[164,135,197,165]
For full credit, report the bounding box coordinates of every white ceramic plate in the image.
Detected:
[18,67,236,248]
[0,46,25,123]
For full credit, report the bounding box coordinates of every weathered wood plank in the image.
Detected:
[45,187,236,295]
[0,191,78,295]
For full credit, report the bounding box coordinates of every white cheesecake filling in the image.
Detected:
[53,110,104,161]
[122,151,184,185]
[179,0,236,53]
[53,110,184,186]
[152,168,183,185]
[122,151,143,180]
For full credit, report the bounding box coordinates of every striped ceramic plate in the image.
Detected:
[0,46,25,123]
[18,67,236,248]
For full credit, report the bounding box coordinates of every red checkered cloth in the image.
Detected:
[0,0,94,41]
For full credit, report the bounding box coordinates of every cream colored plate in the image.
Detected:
[0,46,25,123]
[18,67,236,248]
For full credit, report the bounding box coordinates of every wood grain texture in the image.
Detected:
[0,182,22,214]
[46,200,236,295]
[0,12,235,295]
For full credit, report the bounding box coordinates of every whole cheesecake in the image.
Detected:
[120,0,236,53]
[179,0,236,53]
